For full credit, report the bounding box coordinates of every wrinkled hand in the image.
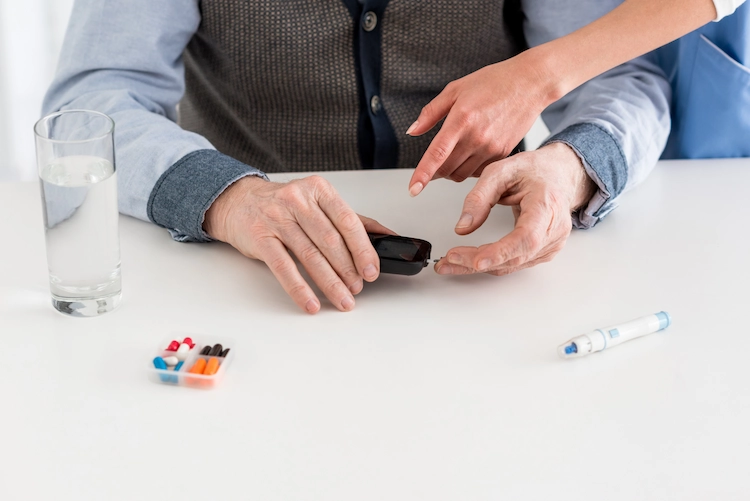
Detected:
[434,143,596,276]
[204,175,395,314]
[407,51,559,196]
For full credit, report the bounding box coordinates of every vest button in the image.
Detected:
[370,95,382,115]
[362,11,378,32]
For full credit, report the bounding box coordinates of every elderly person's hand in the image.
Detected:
[434,143,596,276]
[204,175,394,314]
[406,51,559,196]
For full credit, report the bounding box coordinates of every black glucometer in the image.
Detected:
[367,233,432,276]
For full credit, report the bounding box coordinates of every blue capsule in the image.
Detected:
[153,357,175,383]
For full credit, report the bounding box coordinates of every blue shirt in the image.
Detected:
[659,2,750,159]
[43,0,671,241]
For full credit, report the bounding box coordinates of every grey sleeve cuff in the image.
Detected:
[543,123,628,230]
[147,149,268,242]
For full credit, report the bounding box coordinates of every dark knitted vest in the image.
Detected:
[179,1,525,173]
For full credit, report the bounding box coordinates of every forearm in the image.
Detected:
[527,0,717,105]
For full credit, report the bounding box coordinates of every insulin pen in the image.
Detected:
[558,311,671,359]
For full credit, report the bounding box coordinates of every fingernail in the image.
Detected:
[363,264,377,281]
[305,299,319,313]
[409,182,423,197]
[478,259,493,271]
[447,254,464,266]
[405,121,418,135]
[341,296,355,311]
[455,213,473,229]
[436,263,453,275]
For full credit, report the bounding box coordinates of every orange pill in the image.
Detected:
[188,358,207,374]
[203,357,220,376]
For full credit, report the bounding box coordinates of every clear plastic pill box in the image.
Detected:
[147,335,235,389]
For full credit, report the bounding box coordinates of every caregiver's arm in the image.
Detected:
[407,0,734,192]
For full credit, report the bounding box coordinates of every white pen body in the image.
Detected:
[558,312,671,359]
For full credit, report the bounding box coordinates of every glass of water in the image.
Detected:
[34,109,122,316]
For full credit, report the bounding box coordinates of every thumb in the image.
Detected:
[359,215,398,236]
[454,164,513,235]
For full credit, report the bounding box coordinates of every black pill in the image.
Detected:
[209,344,223,357]
[199,345,211,356]
[219,348,230,358]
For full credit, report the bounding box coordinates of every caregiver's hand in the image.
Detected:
[407,51,560,196]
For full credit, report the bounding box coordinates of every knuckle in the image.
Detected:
[267,255,295,275]
[322,230,345,250]
[524,232,543,253]
[474,131,496,152]
[306,175,327,187]
[429,144,451,163]
[287,283,309,300]
[304,175,332,196]
[298,244,322,264]
[279,183,305,204]
[354,246,376,265]
[506,256,525,268]
[322,277,345,296]
[453,110,471,129]
[454,110,474,128]
[463,191,485,209]
[338,211,361,233]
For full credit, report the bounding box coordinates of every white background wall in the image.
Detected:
[0,0,74,181]
[0,0,548,182]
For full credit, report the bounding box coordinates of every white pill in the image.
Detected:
[163,356,179,366]
[175,343,191,361]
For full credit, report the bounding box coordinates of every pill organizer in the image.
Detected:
[147,335,235,389]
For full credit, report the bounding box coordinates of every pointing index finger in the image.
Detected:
[408,125,461,196]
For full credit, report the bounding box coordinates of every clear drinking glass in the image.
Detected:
[34,110,122,316]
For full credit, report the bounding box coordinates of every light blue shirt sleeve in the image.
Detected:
[523,0,672,228]
[43,0,265,241]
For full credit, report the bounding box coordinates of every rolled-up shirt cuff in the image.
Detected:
[543,122,628,230]
[147,149,268,242]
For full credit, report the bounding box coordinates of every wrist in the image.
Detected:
[524,43,581,105]
[566,148,597,212]
[539,142,597,212]
[204,175,265,242]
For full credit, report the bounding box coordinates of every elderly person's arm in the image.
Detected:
[43,0,388,314]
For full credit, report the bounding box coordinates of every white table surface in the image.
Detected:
[1,160,749,500]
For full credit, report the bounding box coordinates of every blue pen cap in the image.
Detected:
[655,311,671,330]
